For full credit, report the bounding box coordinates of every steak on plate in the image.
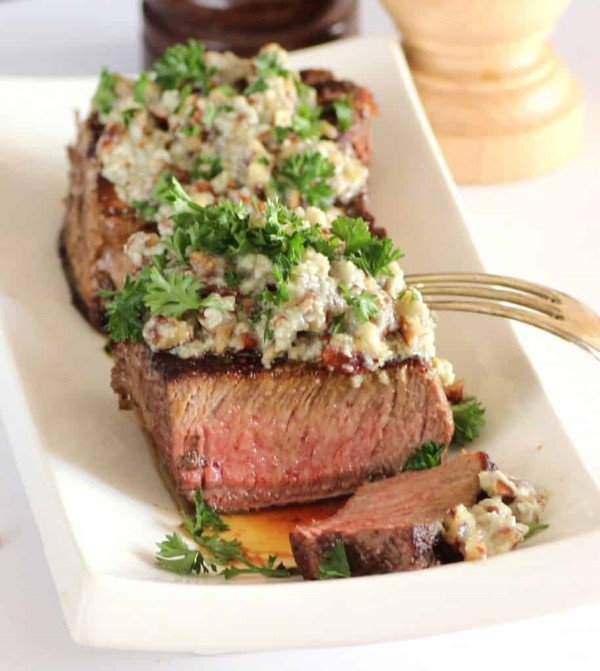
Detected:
[289,451,495,579]
[111,343,454,513]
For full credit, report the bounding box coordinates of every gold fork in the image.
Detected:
[406,273,600,361]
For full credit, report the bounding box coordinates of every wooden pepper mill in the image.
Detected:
[382,0,584,184]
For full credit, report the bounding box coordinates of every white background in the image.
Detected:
[1,1,599,668]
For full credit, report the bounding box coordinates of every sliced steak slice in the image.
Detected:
[111,343,454,513]
[290,451,495,579]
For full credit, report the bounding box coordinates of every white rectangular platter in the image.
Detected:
[1,36,599,655]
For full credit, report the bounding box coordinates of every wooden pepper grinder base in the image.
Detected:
[383,0,584,184]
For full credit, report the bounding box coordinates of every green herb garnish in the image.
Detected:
[224,267,241,288]
[133,72,150,104]
[131,199,159,221]
[403,441,446,471]
[100,263,221,340]
[102,177,404,343]
[273,151,335,208]
[331,216,403,277]
[143,266,204,318]
[156,177,337,301]
[99,274,147,342]
[180,122,201,137]
[156,532,207,575]
[156,491,297,580]
[339,284,378,323]
[151,40,214,92]
[121,107,139,129]
[189,155,223,181]
[451,398,486,446]
[329,313,346,335]
[524,523,549,540]
[332,94,354,131]
[275,83,324,141]
[244,50,289,96]
[318,539,351,579]
[92,67,117,115]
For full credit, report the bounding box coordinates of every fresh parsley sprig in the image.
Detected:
[244,50,289,96]
[120,107,139,129]
[339,284,378,323]
[133,72,150,104]
[92,67,117,115]
[156,491,297,580]
[332,94,354,131]
[275,83,324,141]
[99,274,147,342]
[189,155,223,181]
[451,398,486,446]
[143,266,203,318]
[100,263,221,340]
[151,40,215,92]
[273,151,335,208]
[403,441,447,471]
[155,177,337,301]
[318,539,351,579]
[331,216,403,278]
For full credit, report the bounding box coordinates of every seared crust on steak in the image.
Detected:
[111,343,454,513]
[300,69,378,165]
[290,451,496,579]
[61,72,377,331]
[61,113,145,327]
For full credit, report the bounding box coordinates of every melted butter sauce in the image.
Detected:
[220,499,346,563]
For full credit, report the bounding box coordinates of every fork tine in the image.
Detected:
[415,284,563,318]
[406,273,561,303]
[427,299,600,361]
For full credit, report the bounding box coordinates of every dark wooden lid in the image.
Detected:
[143,0,358,63]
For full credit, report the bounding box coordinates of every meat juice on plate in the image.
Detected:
[221,499,347,561]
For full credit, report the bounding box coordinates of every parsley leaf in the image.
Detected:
[244,50,289,96]
[403,441,447,471]
[318,540,351,579]
[189,155,223,181]
[156,490,297,580]
[151,40,214,92]
[329,312,346,335]
[144,266,203,318]
[524,523,549,540]
[223,554,295,580]
[92,67,117,115]
[121,107,139,129]
[224,267,241,288]
[451,398,486,446]
[339,284,378,323]
[331,216,403,277]
[156,177,336,301]
[156,532,207,575]
[180,123,200,137]
[133,72,150,104]
[131,199,159,221]
[273,151,335,207]
[182,490,229,535]
[332,94,354,131]
[99,273,147,342]
[275,83,323,141]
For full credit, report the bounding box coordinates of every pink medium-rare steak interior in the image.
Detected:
[290,451,495,578]
[111,343,454,512]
